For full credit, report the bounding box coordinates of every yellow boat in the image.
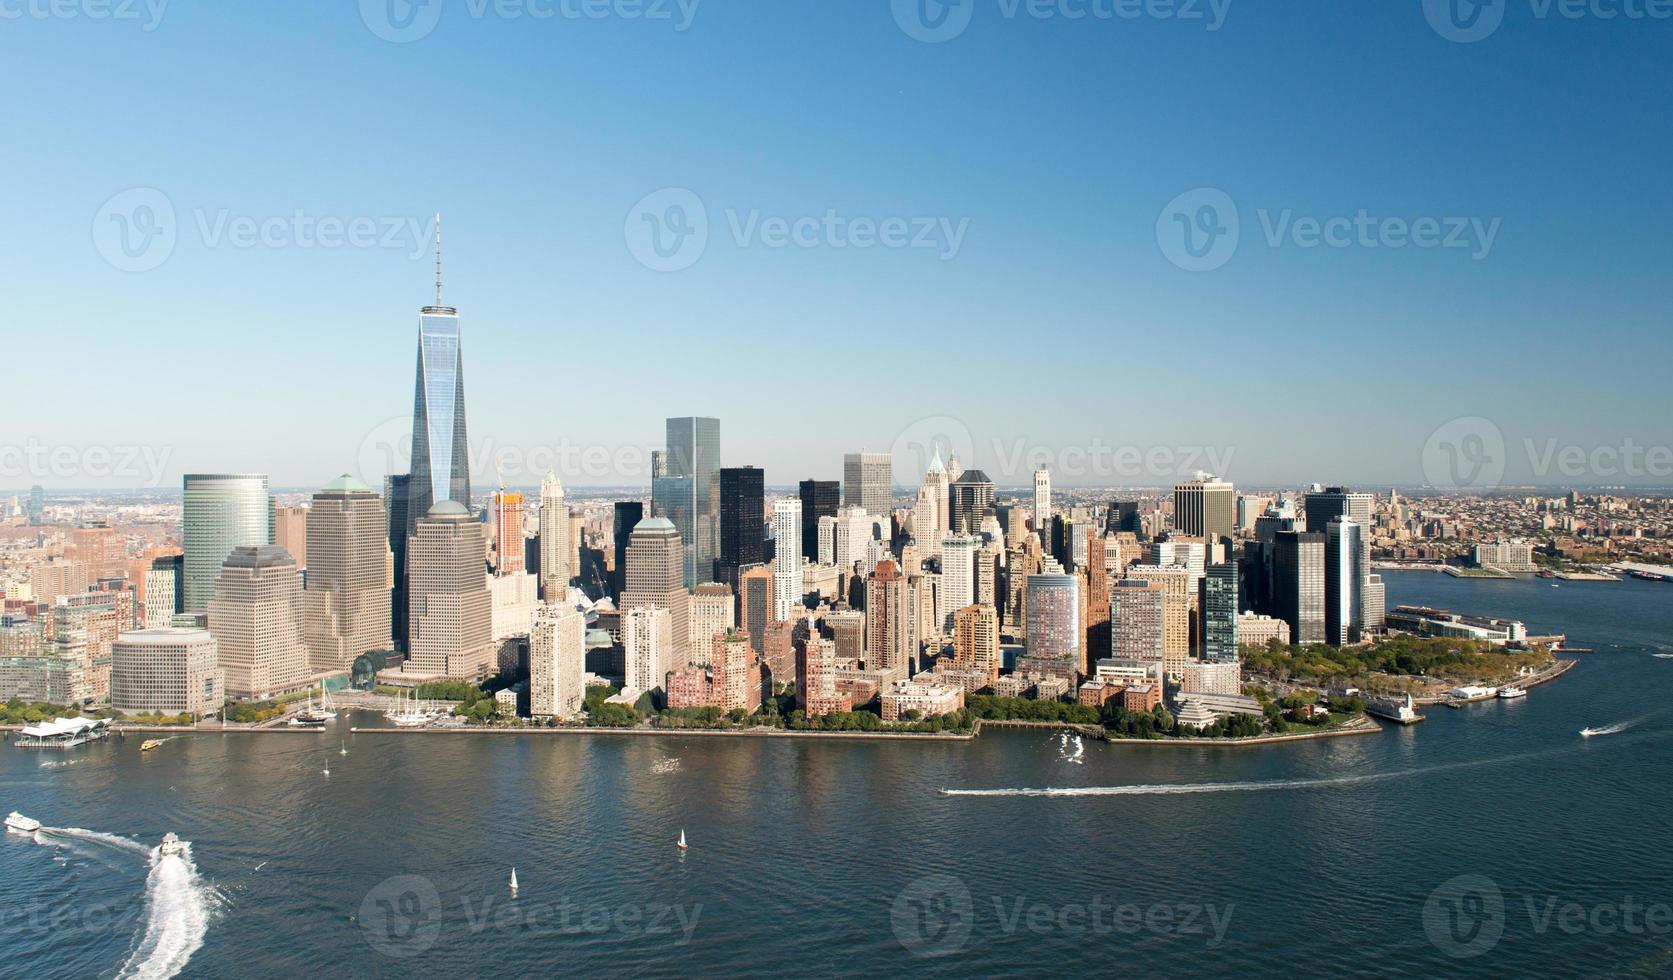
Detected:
[140,739,164,752]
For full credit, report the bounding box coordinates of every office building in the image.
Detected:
[843,451,892,518]
[489,490,525,576]
[621,517,690,661]
[1033,467,1051,543]
[688,583,736,664]
[1200,561,1239,663]
[407,501,494,679]
[1273,531,1326,646]
[737,565,772,657]
[948,470,995,536]
[182,473,273,613]
[652,417,721,589]
[274,505,308,570]
[610,501,643,598]
[623,605,673,696]
[406,230,472,545]
[384,472,412,653]
[110,628,222,718]
[938,532,980,631]
[1325,519,1364,645]
[143,555,184,630]
[207,545,309,700]
[302,476,392,672]
[718,467,765,590]
[1174,476,1235,546]
[798,479,840,562]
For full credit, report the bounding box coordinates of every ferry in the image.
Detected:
[287,712,327,729]
[1497,686,1528,700]
[5,812,41,835]
[158,832,189,858]
[140,739,165,752]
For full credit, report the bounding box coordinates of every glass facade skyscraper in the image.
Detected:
[652,417,720,589]
[717,466,764,591]
[182,473,273,613]
[408,302,471,524]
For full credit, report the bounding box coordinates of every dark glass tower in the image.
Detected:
[718,467,764,590]
[652,417,720,588]
[384,473,411,655]
[948,470,995,536]
[611,501,644,599]
[798,479,840,562]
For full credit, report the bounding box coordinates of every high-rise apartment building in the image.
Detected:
[143,555,184,630]
[1110,579,1166,668]
[737,565,772,657]
[865,559,917,678]
[953,602,999,681]
[843,451,893,518]
[302,476,392,672]
[183,473,273,613]
[1022,568,1080,676]
[938,532,980,631]
[489,490,526,576]
[530,605,586,719]
[208,545,310,700]
[538,470,570,600]
[771,499,803,621]
[1200,561,1239,663]
[623,605,672,696]
[688,583,736,665]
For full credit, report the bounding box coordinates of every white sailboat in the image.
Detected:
[318,683,338,720]
[677,829,688,850]
[509,868,519,893]
[339,741,348,756]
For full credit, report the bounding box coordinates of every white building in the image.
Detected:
[538,469,571,599]
[490,572,540,643]
[111,628,223,717]
[623,605,673,696]
[772,499,803,621]
[938,533,980,631]
[529,605,586,719]
[1033,467,1051,542]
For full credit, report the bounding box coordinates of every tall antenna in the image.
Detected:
[433,212,444,307]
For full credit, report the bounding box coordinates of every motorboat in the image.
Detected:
[158,832,189,858]
[5,812,41,835]
[1497,686,1528,700]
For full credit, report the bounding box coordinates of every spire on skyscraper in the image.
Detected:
[434,212,444,308]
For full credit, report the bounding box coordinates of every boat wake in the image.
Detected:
[1056,732,1085,765]
[115,837,213,980]
[24,824,211,980]
[651,758,681,774]
[943,732,1665,798]
[1580,719,1641,737]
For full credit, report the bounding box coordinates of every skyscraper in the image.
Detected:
[1110,579,1166,668]
[1200,561,1239,663]
[26,485,44,525]
[865,559,917,678]
[489,489,525,576]
[622,517,690,661]
[530,605,586,719]
[1306,486,1377,632]
[953,602,1000,681]
[183,473,273,613]
[384,473,412,653]
[718,466,765,590]
[1273,530,1326,646]
[1325,519,1364,646]
[1174,475,1235,547]
[610,501,643,599]
[948,470,995,536]
[208,545,309,700]
[407,219,472,535]
[652,417,721,589]
[407,501,494,679]
[623,605,672,696]
[938,532,980,631]
[302,475,392,672]
[843,451,892,517]
[771,499,803,621]
[797,479,840,562]
[1033,467,1052,543]
[274,505,308,570]
[143,554,184,630]
[538,470,569,600]
[1022,567,1080,676]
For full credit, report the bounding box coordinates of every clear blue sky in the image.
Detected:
[3,1,1670,491]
